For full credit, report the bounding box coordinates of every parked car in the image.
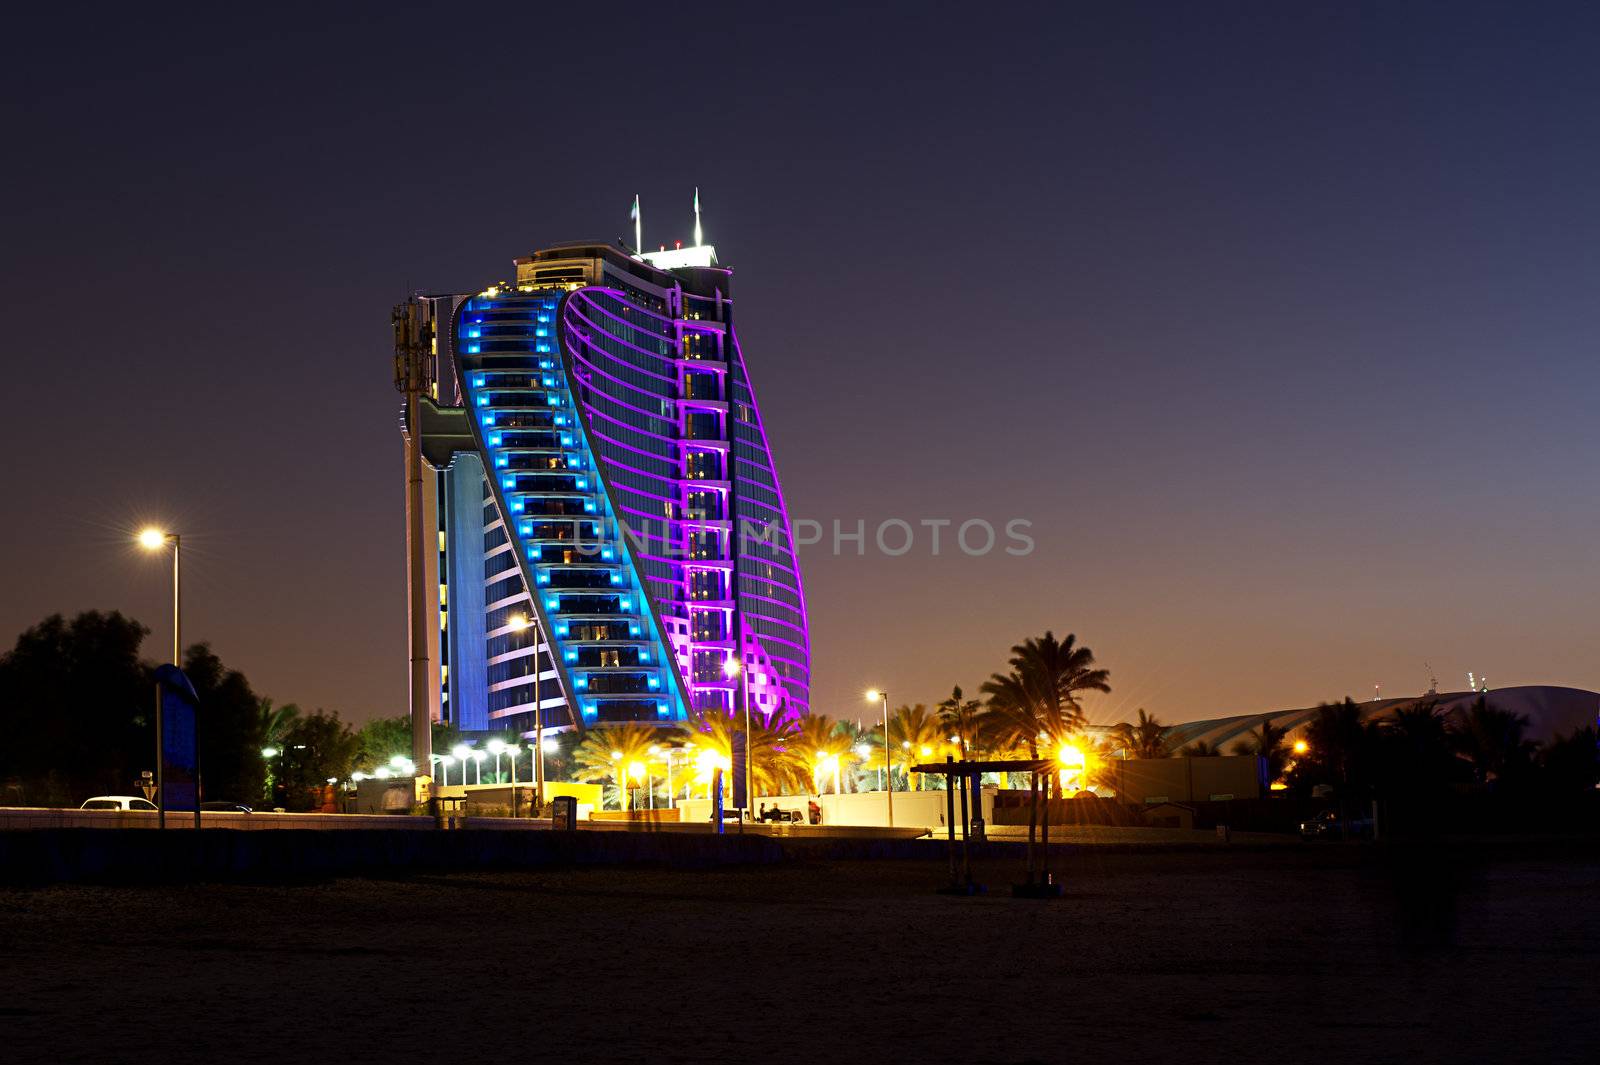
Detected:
[200,801,253,813]
[1299,809,1374,840]
[80,795,158,811]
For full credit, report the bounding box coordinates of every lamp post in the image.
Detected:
[138,528,181,830]
[261,746,279,810]
[628,761,647,811]
[649,745,663,810]
[472,749,486,784]
[509,613,545,808]
[610,749,624,811]
[724,655,749,818]
[488,738,505,783]
[506,745,521,787]
[452,744,471,787]
[866,689,894,827]
[855,744,875,793]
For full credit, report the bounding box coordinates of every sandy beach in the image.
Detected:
[3,843,1598,1063]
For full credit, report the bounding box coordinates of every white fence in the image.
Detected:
[675,788,995,833]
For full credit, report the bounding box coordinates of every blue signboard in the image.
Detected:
[155,664,200,814]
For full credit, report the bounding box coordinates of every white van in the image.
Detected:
[80,795,158,811]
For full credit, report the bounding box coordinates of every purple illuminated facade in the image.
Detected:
[408,241,810,736]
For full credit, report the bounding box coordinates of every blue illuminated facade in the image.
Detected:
[457,287,690,726]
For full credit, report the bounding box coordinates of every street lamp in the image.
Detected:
[488,738,506,783]
[505,744,522,787]
[508,612,546,807]
[866,688,894,827]
[854,742,874,793]
[610,749,624,810]
[724,655,750,816]
[261,745,288,808]
[654,745,683,808]
[138,526,181,831]
[649,745,663,810]
[628,760,647,811]
[439,754,456,784]
[137,528,180,665]
[451,744,471,787]
[471,749,486,784]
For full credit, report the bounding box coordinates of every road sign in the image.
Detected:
[154,664,201,825]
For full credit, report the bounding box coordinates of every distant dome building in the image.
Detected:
[1136,686,1598,752]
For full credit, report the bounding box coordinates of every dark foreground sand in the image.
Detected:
[2,844,1597,1064]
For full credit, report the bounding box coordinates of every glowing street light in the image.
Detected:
[487,738,506,782]
[1293,739,1309,755]
[136,528,181,665]
[866,688,894,827]
[1057,744,1087,793]
[451,744,471,787]
[471,749,486,784]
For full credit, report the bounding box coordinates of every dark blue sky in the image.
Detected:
[4,1,1595,724]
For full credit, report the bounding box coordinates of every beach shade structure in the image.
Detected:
[913,757,1060,898]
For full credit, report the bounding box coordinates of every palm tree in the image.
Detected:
[257,698,300,750]
[1539,725,1600,798]
[1296,698,1379,800]
[793,714,853,793]
[1450,697,1535,785]
[887,704,944,790]
[1179,739,1222,757]
[1230,719,1288,781]
[674,713,806,799]
[937,686,984,759]
[979,672,1048,759]
[981,631,1110,754]
[1113,709,1171,760]
[572,724,661,810]
[1383,700,1457,794]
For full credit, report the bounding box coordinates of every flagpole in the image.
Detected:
[633,194,642,254]
[693,187,702,247]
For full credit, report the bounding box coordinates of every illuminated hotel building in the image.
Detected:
[399,238,810,738]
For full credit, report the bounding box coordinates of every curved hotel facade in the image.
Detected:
[398,241,810,740]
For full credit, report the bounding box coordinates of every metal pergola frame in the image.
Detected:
[911,756,1063,898]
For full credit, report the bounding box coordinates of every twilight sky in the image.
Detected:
[3,1,1596,727]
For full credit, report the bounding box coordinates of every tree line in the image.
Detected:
[7,613,1592,817]
[0,611,452,810]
